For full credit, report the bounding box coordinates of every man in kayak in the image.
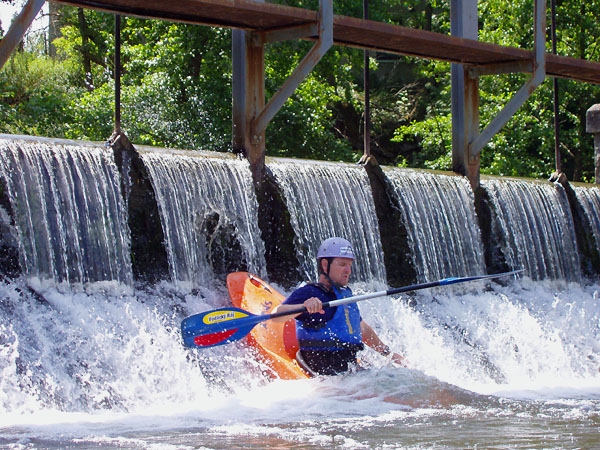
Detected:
[272,237,405,376]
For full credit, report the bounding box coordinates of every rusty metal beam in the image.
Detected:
[451,0,479,189]
[252,0,332,137]
[50,0,600,85]
[231,0,333,185]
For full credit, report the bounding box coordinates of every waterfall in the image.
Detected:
[384,168,486,281]
[268,159,386,287]
[0,137,132,284]
[482,178,581,281]
[2,137,600,431]
[574,185,600,255]
[140,148,265,287]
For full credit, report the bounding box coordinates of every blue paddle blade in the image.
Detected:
[181,306,262,348]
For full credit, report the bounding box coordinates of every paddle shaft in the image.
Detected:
[181,269,523,348]
[265,269,523,321]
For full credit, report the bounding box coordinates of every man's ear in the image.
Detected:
[319,258,328,274]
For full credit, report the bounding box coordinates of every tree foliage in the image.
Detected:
[394,0,600,182]
[1,0,599,181]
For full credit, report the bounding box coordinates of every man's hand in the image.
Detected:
[390,352,407,367]
[304,296,325,314]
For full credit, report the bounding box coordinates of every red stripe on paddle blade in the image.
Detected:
[193,329,239,347]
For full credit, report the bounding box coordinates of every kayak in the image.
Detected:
[226,272,310,380]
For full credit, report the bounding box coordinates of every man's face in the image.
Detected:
[327,257,353,286]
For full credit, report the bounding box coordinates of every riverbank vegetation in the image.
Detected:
[1,0,599,181]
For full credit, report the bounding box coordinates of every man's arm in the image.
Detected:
[361,321,407,366]
[271,297,325,323]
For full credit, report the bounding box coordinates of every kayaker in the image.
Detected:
[272,237,405,376]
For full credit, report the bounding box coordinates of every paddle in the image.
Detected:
[181,269,523,349]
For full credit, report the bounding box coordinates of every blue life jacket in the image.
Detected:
[296,285,363,352]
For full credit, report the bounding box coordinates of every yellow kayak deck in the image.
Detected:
[227,272,309,380]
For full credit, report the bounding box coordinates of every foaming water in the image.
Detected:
[0,279,218,416]
[2,276,600,449]
[3,372,599,449]
[1,137,600,448]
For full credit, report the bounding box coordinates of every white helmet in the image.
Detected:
[317,237,355,260]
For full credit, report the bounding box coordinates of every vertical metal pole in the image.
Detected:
[232,2,265,183]
[585,104,600,184]
[232,29,246,154]
[114,15,121,132]
[550,0,561,173]
[363,0,371,159]
[450,0,479,188]
[246,32,266,184]
[252,0,332,136]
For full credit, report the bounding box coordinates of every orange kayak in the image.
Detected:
[226,272,310,380]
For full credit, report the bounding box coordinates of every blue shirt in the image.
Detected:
[283,283,363,351]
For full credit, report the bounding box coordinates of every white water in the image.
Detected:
[482,177,581,281]
[384,168,486,281]
[0,137,132,284]
[140,147,266,288]
[574,184,600,251]
[2,138,600,448]
[1,277,600,449]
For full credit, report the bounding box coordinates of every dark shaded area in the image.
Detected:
[110,132,169,284]
[0,176,20,278]
[197,211,247,279]
[255,167,302,289]
[474,184,510,276]
[363,158,416,287]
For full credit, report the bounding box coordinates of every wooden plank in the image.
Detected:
[546,53,600,85]
[51,0,600,84]
[53,0,317,30]
[332,15,527,65]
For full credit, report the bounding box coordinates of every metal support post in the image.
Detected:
[114,15,121,132]
[586,104,600,184]
[450,0,479,188]
[452,0,547,189]
[231,0,333,185]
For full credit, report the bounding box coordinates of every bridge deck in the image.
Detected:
[52,0,600,85]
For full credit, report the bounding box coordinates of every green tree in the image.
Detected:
[393,0,600,181]
[0,50,79,137]
[1,1,599,180]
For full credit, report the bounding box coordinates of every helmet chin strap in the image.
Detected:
[321,258,346,289]
[323,273,337,287]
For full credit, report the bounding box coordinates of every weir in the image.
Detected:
[140,148,266,288]
[574,186,600,268]
[268,159,386,287]
[383,169,486,282]
[0,136,132,284]
[481,178,581,282]
[2,134,600,419]
[1,134,599,288]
